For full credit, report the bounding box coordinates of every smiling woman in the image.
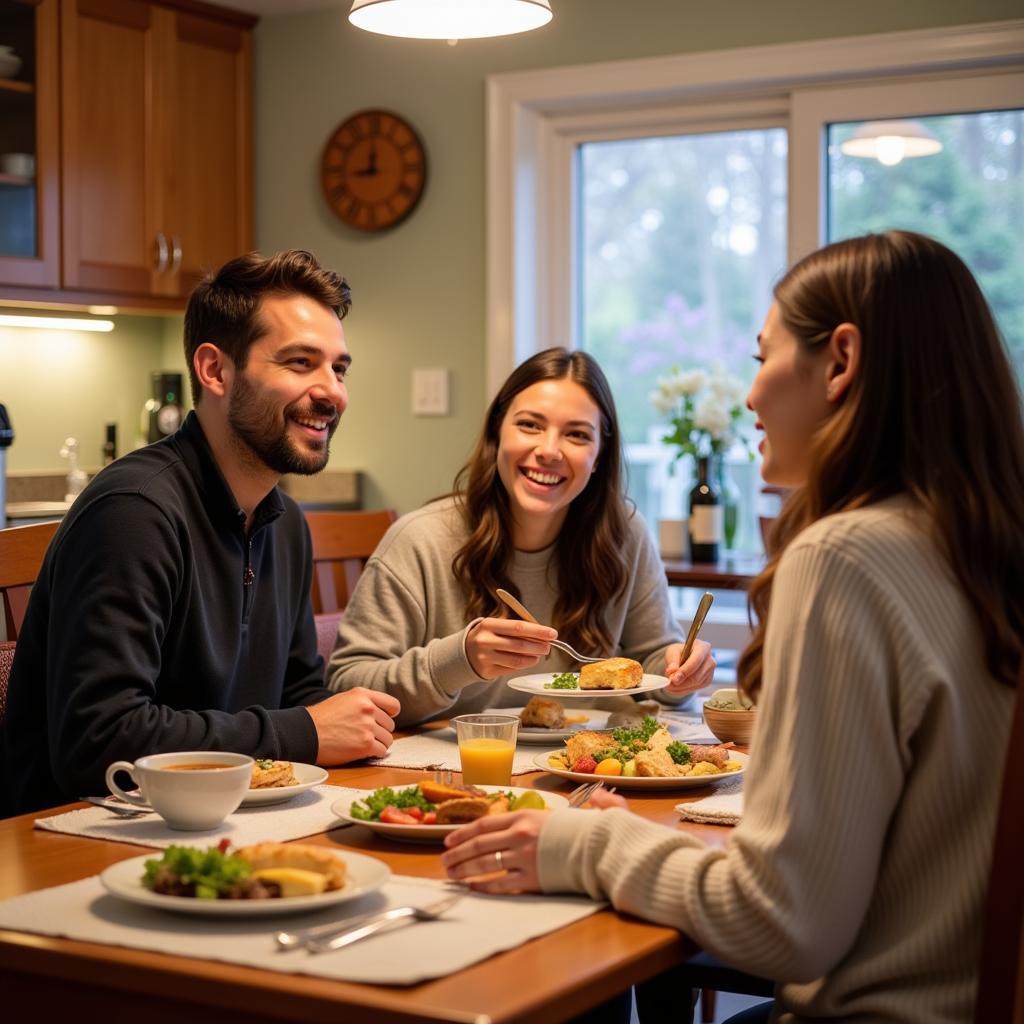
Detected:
[326,347,717,728]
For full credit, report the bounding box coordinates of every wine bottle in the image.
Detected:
[688,455,723,563]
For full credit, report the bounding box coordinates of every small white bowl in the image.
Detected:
[0,48,23,80]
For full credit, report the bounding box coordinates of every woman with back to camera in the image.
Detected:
[326,347,714,726]
[441,231,1024,1023]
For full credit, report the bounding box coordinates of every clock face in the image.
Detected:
[321,109,427,231]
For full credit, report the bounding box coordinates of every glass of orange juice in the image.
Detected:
[453,714,519,786]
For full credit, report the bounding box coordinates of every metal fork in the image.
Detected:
[433,769,454,785]
[494,589,605,664]
[276,891,465,954]
[566,781,605,807]
[78,796,152,818]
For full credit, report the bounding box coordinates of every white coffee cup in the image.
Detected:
[105,751,253,830]
[0,152,35,177]
[658,518,688,560]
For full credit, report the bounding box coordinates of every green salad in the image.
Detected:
[348,785,436,821]
[142,844,251,900]
[544,672,580,690]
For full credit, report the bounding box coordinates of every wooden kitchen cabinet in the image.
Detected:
[60,0,253,300]
[0,0,60,288]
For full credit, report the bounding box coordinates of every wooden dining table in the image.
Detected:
[0,745,739,1024]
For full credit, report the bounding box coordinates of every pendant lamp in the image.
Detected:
[348,0,553,40]
[839,120,943,167]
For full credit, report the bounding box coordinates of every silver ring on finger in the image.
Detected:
[495,849,504,871]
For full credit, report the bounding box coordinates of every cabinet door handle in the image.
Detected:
[170,235,182,273]
[154,232,169,272]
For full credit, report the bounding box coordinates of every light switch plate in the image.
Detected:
[412,368,449,416]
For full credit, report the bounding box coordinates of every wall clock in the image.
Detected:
[321,109,427,231]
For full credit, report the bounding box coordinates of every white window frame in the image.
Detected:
[485,19,1024,396]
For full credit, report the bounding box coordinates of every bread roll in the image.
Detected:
[520,696,566,729]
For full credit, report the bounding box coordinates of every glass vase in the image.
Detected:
[712,453,740,552]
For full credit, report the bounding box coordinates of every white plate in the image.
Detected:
[112,762,329,810]
[242,762,328,806]
[99,849,390,917]
[507,672,670,699]
[481,706,614,744]
[532,749,748,790]
[331,785,570,844]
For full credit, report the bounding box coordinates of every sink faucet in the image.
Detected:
[59,437,88,503]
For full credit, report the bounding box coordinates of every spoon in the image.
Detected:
[680,591,715,664]
[78,796,152,818]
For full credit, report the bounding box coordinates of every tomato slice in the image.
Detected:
[422,811,437,825]
[403,806,424,820]
[380,805,420,825]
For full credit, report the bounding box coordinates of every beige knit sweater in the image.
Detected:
[326,497,692,727]
[538,496,1012,1022]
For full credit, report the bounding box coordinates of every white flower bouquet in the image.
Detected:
[650,366,751,462]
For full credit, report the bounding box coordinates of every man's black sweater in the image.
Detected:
[1,413,331,816]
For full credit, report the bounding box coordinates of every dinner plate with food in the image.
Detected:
[242,760,328,806]
[533,715,747,790]
[331,780,569,843]
[506,657,670,698]
[99,841,390,916]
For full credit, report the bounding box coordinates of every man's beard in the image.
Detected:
[227,372,337,476]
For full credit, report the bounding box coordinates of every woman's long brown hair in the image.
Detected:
[450,348,629,654]
[738,231,1024,699]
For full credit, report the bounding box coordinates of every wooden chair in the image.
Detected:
[0,521,59,641]
[0,640,16,724]
[305,509,397,615]
[975,665,1024,1023]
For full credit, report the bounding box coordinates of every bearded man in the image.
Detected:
[1,250,400,816]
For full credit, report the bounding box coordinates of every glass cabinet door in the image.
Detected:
[0,0,58,288]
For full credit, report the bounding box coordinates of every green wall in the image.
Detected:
[0,312,183,472]
[253,0,1018,513]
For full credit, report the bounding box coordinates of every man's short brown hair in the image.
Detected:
[183,250,352,404]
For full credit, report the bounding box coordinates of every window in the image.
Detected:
[486,21,1024,555]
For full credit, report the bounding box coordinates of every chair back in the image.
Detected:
[0,640,15,724]
[975,665,1024,1023]
[305,509,397,614]
[0,521,59,640]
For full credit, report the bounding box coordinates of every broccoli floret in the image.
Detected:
[592,747,631,765]
[666,741,691,765]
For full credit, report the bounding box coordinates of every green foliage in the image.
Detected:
[611,715,661,746]
[349,786,435,821]
[545,672,580,689]
[666,741,691,765]
[142,845,250,900]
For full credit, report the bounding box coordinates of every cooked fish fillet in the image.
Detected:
[564,730,614,765]
[635,749,691,778]
[521,696,566,729]
[434,797,492,824]
[579,657,643,690]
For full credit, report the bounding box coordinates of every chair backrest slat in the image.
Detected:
[975,663,1024,1022]
[304,509,397,614]
[0,522,59,640]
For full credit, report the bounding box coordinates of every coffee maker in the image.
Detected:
[143,372,183,444]
[0,404,12,528]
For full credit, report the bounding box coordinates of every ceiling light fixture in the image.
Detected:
[348,0,552,40]
[0,314,115,333]
[839,120,943,167]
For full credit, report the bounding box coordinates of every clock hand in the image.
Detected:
[354,143,379,177]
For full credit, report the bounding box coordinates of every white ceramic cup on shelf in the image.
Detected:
[105,751,253,830]
[658,518,688,560]
[0,152,35,177]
